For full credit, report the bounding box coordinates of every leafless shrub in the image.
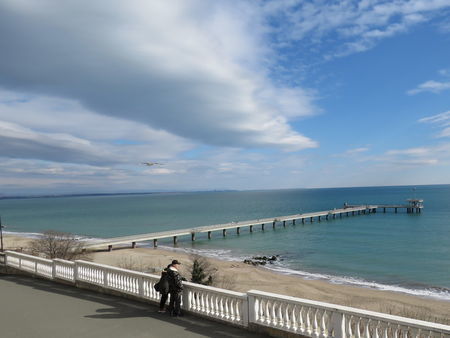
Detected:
[30,230,84,260]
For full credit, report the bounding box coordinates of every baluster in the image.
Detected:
[291,305,298,332]
[356,318,362,338]
[321,310,329,338]
[235,299,241,322]
[277,302,284,327]
[374,321,381,338]
[382,322,389,338]
[284,304,291,330]
[393,324,401,338]
[313,309,320,337]
[213,294,219,316]
[402,326,408,338]
[200,292,206,312]
[347,315,354,338]
[306,307,312,335]
[218,295,224,318]
[192,291,197,311]
[194,291,200,311]
[410,327,419,338]
[254,298,260,322]
[299,306,305,333]
[265,300,271,324]
[201,292,205,312]
[205,293,210,314]
[230,299,235,321]
[225,297,230,320]
[259,299,265,323]
[364,319,371,338]
[271,301,277,326]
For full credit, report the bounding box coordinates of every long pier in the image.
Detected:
[83,202,423,251]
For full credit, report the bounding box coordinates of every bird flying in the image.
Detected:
[141,162,163,166]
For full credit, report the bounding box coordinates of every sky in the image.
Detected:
[1,0,450,195]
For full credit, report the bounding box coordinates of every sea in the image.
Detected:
[1,185,449,301]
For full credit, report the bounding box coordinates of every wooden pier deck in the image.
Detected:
[83,203,422,251]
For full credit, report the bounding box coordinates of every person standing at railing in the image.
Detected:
[154,264,171,313]
[167,259,184,317]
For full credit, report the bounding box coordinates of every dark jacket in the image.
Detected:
[158,266,170,294]
[167,266,183,293]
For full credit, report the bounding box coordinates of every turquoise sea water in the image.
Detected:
[1,185,449,300]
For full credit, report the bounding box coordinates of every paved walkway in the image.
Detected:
[0,275,268,338]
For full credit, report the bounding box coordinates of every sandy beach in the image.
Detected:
[3,234,450,325]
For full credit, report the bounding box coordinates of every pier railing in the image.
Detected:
[2,251,448,337]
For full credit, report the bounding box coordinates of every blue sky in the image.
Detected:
[0,0,450,195]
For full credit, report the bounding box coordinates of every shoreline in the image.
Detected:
[8,231,449,301]
[2,234,450,325]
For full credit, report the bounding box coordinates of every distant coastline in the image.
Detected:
[2,183,449,200]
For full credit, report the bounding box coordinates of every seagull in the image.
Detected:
[141,162,163,166]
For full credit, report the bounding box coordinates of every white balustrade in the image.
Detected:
[5,251,52,278]
[182,282,248,326]
[248,290,450,338]
[54,259,75,281]
[3,251,450,338]
[74,260,161,301]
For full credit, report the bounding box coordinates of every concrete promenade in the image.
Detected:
[0,275,267,338]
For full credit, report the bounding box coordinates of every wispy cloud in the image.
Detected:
[382,143,450,166]
[333,147,370,158]
[419,111,450,137]
[262,0,450,59]
[408,80,450,95]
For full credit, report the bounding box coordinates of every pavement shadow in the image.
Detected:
[0,274,267,338]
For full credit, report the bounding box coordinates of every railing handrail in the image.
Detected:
[5,250,52,264]
[183,281,247,298]
[53,258,75,265]
[3,250,449,336]
[74,259,160,279]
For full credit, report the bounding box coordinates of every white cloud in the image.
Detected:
[419,110,450,124]
[262,0,450,58]
[419,110,450,138]
[408,80,450,95]
[332,147,370,159]
[0,0,318,152]
[382,143,450,166]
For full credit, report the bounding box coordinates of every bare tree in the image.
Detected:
[30,230,84,260]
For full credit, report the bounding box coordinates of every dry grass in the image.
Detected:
[116,256,162,274]
[334,296,450,325]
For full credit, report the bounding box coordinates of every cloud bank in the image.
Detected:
[0,0,318,152]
